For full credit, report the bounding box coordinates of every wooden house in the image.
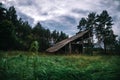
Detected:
[46,30,91,53]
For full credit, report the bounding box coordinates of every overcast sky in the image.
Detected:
[1,0,120,36]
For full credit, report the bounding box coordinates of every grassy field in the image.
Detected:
[0,51,120,80]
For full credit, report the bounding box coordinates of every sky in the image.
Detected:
[1,0,120,37]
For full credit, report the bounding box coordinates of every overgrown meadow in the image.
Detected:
[0,51,120,80]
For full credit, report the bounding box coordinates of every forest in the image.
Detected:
[0,3,68,52]
[0,2,120,80]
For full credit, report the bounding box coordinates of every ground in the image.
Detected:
[0,51,120,80]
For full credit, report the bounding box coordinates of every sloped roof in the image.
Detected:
[46,30,89,52]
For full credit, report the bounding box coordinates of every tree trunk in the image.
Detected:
[89,32,93,55]
[104,43,107,54]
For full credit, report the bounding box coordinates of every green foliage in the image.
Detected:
[0,3,68,52]
[32,22,68,52]
[0,51,120,80]
[96,10,116,53]
[51,30,68,43]
[0,20,18,50]
[114,38,120,54]
[6,6,17,25]
[77,10,117,54]
[0,3,7,22]
[30,41,39,52]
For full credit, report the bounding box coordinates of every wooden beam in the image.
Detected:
[81,37,84,54]
[71,42,82,45]
[69,42,72,53]
[65,45,67,53]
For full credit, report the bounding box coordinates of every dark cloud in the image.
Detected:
[41,19,78,36]
[41,20,69,30]
[114,0,120,11]
[16,0,36,6]
[72,9,89,14]
[17,12,34,26]
[59,15,77,25]
[41,12,48,16]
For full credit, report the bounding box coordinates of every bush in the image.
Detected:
[29,41,39,52]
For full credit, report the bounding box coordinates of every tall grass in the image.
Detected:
[0,51,120,80]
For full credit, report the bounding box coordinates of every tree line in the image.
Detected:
[0,3,68,52]
[77,10,120,54]
[0,3,120,54]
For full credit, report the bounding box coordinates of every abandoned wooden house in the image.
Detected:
[46,30,92,53]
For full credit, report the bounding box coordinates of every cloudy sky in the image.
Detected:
[1,0,120,36]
